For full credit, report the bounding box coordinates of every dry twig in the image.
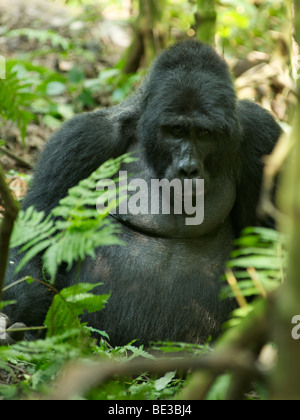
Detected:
[0,165,19,301]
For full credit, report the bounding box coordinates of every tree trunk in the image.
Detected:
[122,0,166,74]
[194,0,217,45]
[271,0,300,400]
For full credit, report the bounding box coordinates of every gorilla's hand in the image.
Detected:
[0,313,26,345]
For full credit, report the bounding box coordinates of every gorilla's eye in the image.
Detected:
[170,126,185,138]
[197,129,210,138]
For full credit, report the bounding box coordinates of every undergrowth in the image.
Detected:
[0,154,286,399]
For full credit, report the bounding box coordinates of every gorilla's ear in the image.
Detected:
[231,100,282,235]
[118,111,138,146]
[113,88,144,147]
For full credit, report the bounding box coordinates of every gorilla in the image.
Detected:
[3,41,281,346]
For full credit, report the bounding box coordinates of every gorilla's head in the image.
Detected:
[122,41,242,237]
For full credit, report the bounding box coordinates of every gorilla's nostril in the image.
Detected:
[179,161,200,179]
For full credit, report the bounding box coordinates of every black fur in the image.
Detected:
[3,41,281,346]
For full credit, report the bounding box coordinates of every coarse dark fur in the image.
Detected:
[3,41,281,346]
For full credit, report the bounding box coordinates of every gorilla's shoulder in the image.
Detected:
[49,108,118,146]
[48,90,142,150]
[237,99,281,155]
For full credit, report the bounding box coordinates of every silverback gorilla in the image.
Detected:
[3,41,281,346]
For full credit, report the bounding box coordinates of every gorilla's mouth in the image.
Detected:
[171,179,206,202]
[108,213,172,239]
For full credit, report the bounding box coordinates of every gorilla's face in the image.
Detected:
[118,81,241,239]
[109,41,244,239]
[160,123,215,184]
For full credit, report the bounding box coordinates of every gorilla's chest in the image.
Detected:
[78,222,235,345]
[85,223,233,284]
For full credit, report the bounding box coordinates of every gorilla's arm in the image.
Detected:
[3,106,137,327]
[3,94,141,328]
[23,105,137,215]
[232,99,282,234]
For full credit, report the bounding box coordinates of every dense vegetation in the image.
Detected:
[0,0,298,401]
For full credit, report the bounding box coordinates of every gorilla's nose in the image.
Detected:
[178,160,200,179]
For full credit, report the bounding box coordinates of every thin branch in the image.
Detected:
[47,351,262,400]
[225,268,248,307]
[258,132,292,222]
[0,147,33,170]
[0,165,19,302]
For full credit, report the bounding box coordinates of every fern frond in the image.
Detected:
[11,154,136,282]
[221,227,287,300]
[0,66,36,140]
[44,282,110,337]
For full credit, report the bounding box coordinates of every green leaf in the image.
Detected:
[6,29,71,50]
[44,283,110,337]
[10,154,136,284]
[154,371,177,391]
[227,255,280,270]
[43,115,62,128]
[223,227,287,304]
[46,81,66,96]
[16,239,52,274]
